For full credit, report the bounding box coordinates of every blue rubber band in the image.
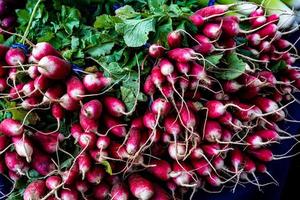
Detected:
[71,63,84,75]
[208,0,216,6]
[11,43,30,55]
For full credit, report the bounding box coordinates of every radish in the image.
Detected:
[76,180,89,193]
[151,66,165,88]
[193,42,215,55]
[143,76,156,97]
[126,128,141,155]
[213,156,225,170]
[5,48,26,66]
[79,113,98,132]
[253,97,279,113]
[167,31,182,48]
[204,120,222,142]
[250,148,273,162]
[60,189,79,200]
[194,34,210,43]
[78,132,97,149]
[159,58,174,76]
[66,76,85,100]
[38,55,71,80]
[148,160,172,181]
[59,93,80,111]
[111,183,129,200]
[77,154,91,179]
[93,183,110,199]
[0,44,9,57]
[192,159,211,176]
[90,149,109,163]
[151,98,171,116]
[4,151,28,175]
[202,143,222,157]
[61,164,79,185]
[0,134,9,151]
[179,106,197,129]
[0,118,24,136]
[103,96,126,117]
[32,132,63,154]
[167,48,195,63]
[12,136,33,162]
[86,166,105,184]
[172,162,195,187]
[128,174,154,200]
[42,84,65,104]
[8,170,21,181]
[71,123,83,142]
[31,150,56,176]
[51,103,64,120]
[257,24,277,38]
[143,112,158,130]
[176,62,190,75]
[27,65,40,79]
[203,23,222,39]
[164,117,182,137]
[109,142,129,159]
[104,116,126,137]
[24,180,46,200]
[247,33,262,46]
[0,78,7,92]
[231,149,243,172]
[9,83,24,99]
[151,184,171,200]
[131,117,144,129]
[149,44,165,58]
[46,175,62,190]
[96,135,110,150]
[32,42,60,61]
[206,172,222,187]
[83,72,107,93]
[168,143,186,160]
[251,16,267,28]
[81,99,102,120]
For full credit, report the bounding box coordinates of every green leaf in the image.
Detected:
[270,60,287,73]
[94,14,122,29]
[87,42,115,57]
[115,5,139,19]
[61,158,73,169]
[116,18,156,47]
[217,53,246,80]
[168,4,183,17]
[153,18,172,46]
[6,102,39,125]
[204,54,223,69]
[71,36,80,50]
[28,170,40,179]
[61,6,80,34]
[104,62,125,78]
[101,160,112,175]
[148,0,166,11]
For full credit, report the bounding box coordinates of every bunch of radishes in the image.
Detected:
[0,0,26,34]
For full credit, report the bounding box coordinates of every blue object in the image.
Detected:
[11,43,30,56]
[208,0,216,6]
[71,63,84,75]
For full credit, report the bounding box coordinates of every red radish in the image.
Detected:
[111,183,129,200]
[164,117,182,137]
[167,31,182,48]
[32,42,60,61]
[189,14,205,26]
[126,128,141,155]
[143,76,156,97]
[67,76,85,100]
[149,44,165,58]
[143,112,158,130]
[9,83,24,99]
[32,132,63,154]
[93,183,110,199]
[104,116,126,137]
[222,16,239,36]
[151,98,171,116]
[78,132,97,149]
[255,130,279,141]
[219,112,232,126]
[161,84,174,98]
[61,164,79,185]
[23,180,46,200]
[222,129,233,142]
[103,96,126,117]
[96,136,110,149]
[151,184,171,200]
[90,149,109,163]
[109,142,129,159]
[251,16,267,28]
[247,33,262,46]
[60,189,79,200]
[172,162,194,187]
[167,48,195,63]
[159,58,174,76]
[27,65,40,79]
[31,150,56,176]
[8,170,21,181]
[76,180,89,193]
[86,166,105,184]
[8,67,17,81]
[28,54,39,63]
[5,48,26,65]
[202,143,222,157]
[77,154,91,179]
[38,56,71,79]
[176,62,190,75]
[0,78,7,92]
[0,45,9,57]
[258,41,272,52]
[0,118,24,136]
[244,156,256,173]
[4,151,28,174]
[203,23,222,39]
[204,120,222,142]
[42,85,65,104]
[12,136,33,162]
[148,160,172,181]
[275,39,291,49]
[231,149,243,172]
[46,175,62,190]
[179,106,197,129]
[257,71,277,86]
[83,72,105,93]
[80,113,98,132]
[131,117,144,129]
[151,66,165,87]
[257,24,277,38]
[205,100,227,118]
[191,147,204,159]
[193,42,215,54]
[81,99,102,120]
[22,81,36,97]
[168,143,186,160]
[192,159,211,176]
[194,34,210,43]
[253,97,279,113]
[71,123,83,142]
[59,93,80,111]
[213,156,225,170]
[51,103,64,120]
[21,97,39,110]
[129,174,154,200]
[250,148,273,162]
[206,172,221,187]
[0,134,8,151]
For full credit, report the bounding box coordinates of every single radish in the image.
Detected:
[32,42,60,61]
[131,117,144,129]
[61,164,79,185]
[111,183,129,200]
[23,180,46,200]
[164,116,182,137]
[204,120,222,142]
[27,65,40,79]
[167,48,195,63]
[167,31,182,48]
[66,76,85,100]
[32,132,63,154]
[9,83,24,99]
[96,135,110,150]
[213,156,225,170]
[83,72,106,93]
[251,16,267,28]
[143,112,157,130]
[257,24,277,38]
[0,134,8,151]
[149,44,165,58]
[222,16,239,36]
[51,103,64,120]
[192,159,211,176]
[86,166,105,184]
[247,33,262,46]
[4,151,28,175]
[143,76,156,97]
[151,66,165,88]
[60,189,79,200]
[12,136,33,162]
[78,132,97,149]
[38,55,71,79]
[193,42,215,54]
[176,62,190,75]
[151,98,171,116]
[172,162,194,187]
[0,118,24,136]
[93,183,110,199]
[202,143,222,157]
[126,128,141,155]
[109,142,129,159]
[77,154,91,180]
[168,143,186,160]
[59,93,80,111]
[203,23,222,39]
[5,48,26,65]
[253,97,279,113]
[103,96,126,117]
[128,174,154,200]
[42,84,65,104]
[81,99,102,120]
[231,149,243,172]
[159,58,174,76]
[250,148,273,162]
[76,180,89,193]
[70,123,83,142]
[104,116,126,137]
[206,172,221,187]
[179,106,197,129]
[79,113,98,132]
[89,149,109,163]
[31,150,56,176]
[46,175,62,190]
[148,160,172,181]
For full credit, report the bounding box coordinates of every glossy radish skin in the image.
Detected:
[148,160,171,181]
[12,136,33,162]
[104,116,126,137]
[168,143,186,160]
[126,128,141,155]
[5,48,26,66]
[86,167,105,184]
[5,151,28,174]
[159,58,174,76]
[0,118,24,136]
[203,23,222,39]
[93,183,110,199]
[129,174,154,200]
[32,42,60,61]
[24,180,46,200]
[103,96,126,117]
[46,175,62,190]
[78,132,97,149]
[81,99,102,120]
[149,44,165,58]
[111,183,129,200]
[164,117,182,136]
[70,123,83,142]
[167,31,182,48]
[59,94,80,111]
[27,65,40,79]
[204,120,222,142]
[31,150,56,176]
[151,98,171,116]
[67,76,85,101]
[77,154,91,179]
[60,189,79,200]
[38,56,71,80]
[167,48,195,63]
[206,100,226,118]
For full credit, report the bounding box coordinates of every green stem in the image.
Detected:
[21,0,43,44]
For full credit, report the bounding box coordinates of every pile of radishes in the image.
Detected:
[0,3,300,200]
[0,0,26,34]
